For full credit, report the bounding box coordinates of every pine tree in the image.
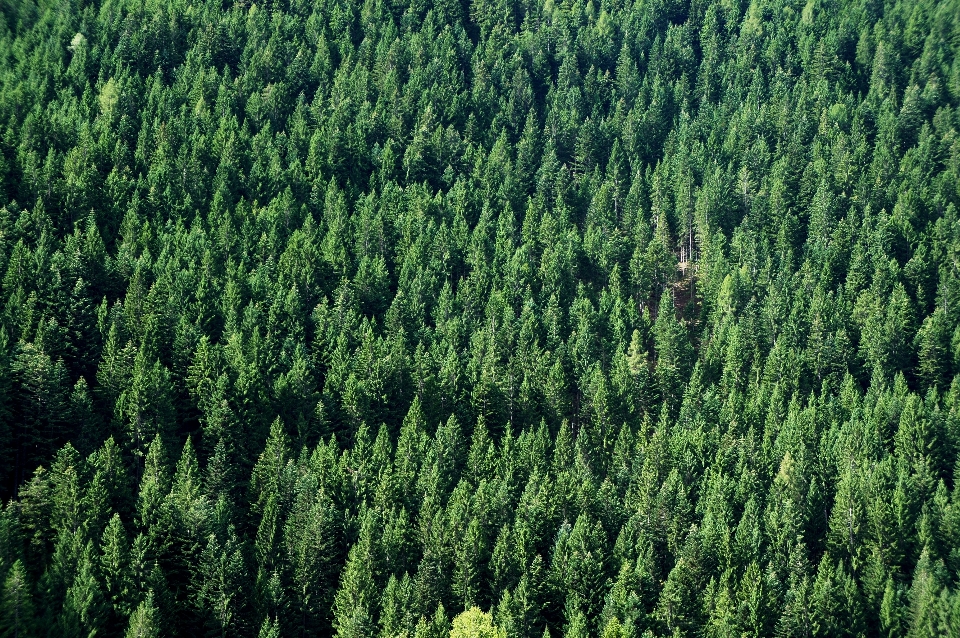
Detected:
[197,530,245,638]
[283,487,343,635]
[116,348,175,473]
[137,435,170,537]
[332,532,378,638]
[124,592,159,638]
[652,288,692,412]
[100,514,133,635]
[257,616,280,638]
[1,560,35,638]
[59,543,105,638]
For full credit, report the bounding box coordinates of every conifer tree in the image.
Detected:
[1,561,34,638]
[124,593,159,638]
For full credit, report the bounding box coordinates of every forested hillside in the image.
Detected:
[0,0,959,635]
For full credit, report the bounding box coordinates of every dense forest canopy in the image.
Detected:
[0,0,959,635]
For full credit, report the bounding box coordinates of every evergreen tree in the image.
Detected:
[0,561,34,638]
[124,593,159,638]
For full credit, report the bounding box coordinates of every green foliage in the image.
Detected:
[124,592,158,638]
[1,561,34,638]
[0,0,958,635]
[450,607,505,638]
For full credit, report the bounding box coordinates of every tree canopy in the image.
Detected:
[0,0,959,635]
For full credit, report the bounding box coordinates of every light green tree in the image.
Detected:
[450,607,506,638]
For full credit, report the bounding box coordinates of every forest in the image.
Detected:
[0,0,959,635]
